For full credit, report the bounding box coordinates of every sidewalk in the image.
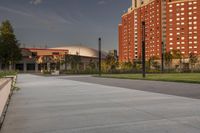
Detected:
[1,74,200,133]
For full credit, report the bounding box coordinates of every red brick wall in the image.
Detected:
[139,0,162,59]
[166,0,198,57]
[198,0,200,54]
[119,0,199,63]
[119,0,162,62]
[119,10,135,62]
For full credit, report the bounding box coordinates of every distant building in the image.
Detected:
[52,45,107,58]
[52,45,107,71]
[119,0,200,63]
[166,0,200,57]
[15,48,68,72]
[0,45,107,72]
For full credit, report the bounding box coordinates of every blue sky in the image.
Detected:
[0,0,130,51]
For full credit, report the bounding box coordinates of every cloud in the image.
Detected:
[30,0,43,5]
[98,0,106,5]
[97,0,114,5]
[0,6,72,26]
[0,6,32,17]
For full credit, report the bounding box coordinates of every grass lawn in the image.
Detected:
[100,73,200,84]
[0,71,17,78]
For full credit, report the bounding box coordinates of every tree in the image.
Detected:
[189,53,198,72]
[120,61,133,72]
[88,59,96,70]
[64,53,81,71]
[164,52,173,69]
[104,53,118,72]
[52,55,62,71]
[64,54,71,70]
[71,53,81,71]
[148,56,159,70]
[101,53,118,73]
[132,59,142,71]
[171,50,183,70]
[0,20,22,70]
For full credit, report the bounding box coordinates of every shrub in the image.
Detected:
[0,71,17,78]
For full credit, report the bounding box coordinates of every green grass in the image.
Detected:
[0,71,17,78]
[99,73,200,84]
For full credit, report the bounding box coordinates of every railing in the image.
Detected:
[0,78,13,129]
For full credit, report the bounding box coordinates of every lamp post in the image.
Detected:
[142,21,146,78]
[64,52,67,70]
[98,38,102,76]
[161,41,164,72]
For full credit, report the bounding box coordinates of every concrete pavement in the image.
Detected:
[61,75,200,99]
[1,74,200,133]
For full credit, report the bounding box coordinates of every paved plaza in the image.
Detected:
[1,74,200,133]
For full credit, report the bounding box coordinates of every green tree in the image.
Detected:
[64,54,71,70]
[88,59,96,70]
[72,53,81,71]
[64,53,81,71]
[164,52,173,69]
[104,53,118,72]
[133,59,142,71]
[120,61,133,72]
[148,56,159,70]
[172,50,182,60]
[0,20,22,70]
[171,50,183,70]
[189,53,198,72]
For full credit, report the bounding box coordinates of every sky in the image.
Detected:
[0,0,131,51]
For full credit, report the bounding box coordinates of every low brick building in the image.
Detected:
[0,45,106,73]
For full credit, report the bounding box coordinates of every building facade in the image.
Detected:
[119,0,200,63]
[0,45,106,73]
[16,48,69,72]
[166,0,200,57]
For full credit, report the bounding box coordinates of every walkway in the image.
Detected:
[1,74,200,133]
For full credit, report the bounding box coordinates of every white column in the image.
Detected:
[35,63,38,73]
[47,63,50,72]
[23,63,27,72]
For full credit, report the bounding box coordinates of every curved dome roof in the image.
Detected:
[51,45,106,58]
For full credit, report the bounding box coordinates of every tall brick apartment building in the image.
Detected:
[119,0,200,63]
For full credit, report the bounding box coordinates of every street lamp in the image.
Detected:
[161,41,164,72]
[98,38,102,76]
[142,21,146,78]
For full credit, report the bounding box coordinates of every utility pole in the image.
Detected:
[98,38,102,76]
[142,21,146,78]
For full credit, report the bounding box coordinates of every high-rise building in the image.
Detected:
[166,0,199,57]
[119,0,199,63]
